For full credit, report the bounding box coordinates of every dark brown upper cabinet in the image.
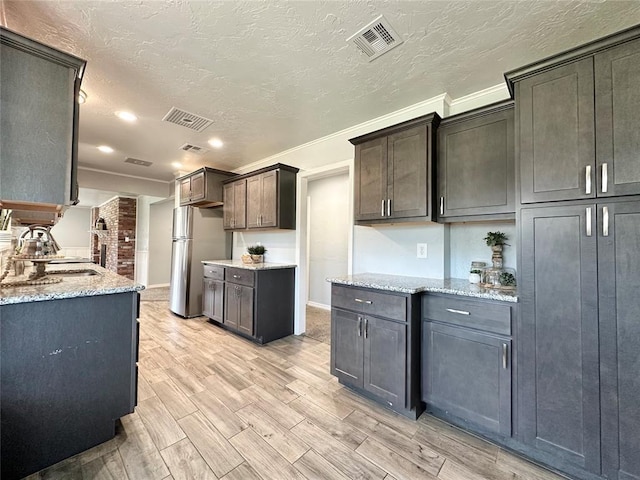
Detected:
[222,164,298,231]
[437,101,515,222]
[350,113,440,225]
[0,27,85,214]
[506,31,640,204]
[178,167,234,207]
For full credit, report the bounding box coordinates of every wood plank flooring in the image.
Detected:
[25,301,566,480]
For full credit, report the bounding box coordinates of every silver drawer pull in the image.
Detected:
[233,275,241,279]
[446,308,470,315]
[602,163,608,193]
[586,207,592,237]
[586,165,592,195]
[603,206,609,237]
[381,199,385,217]
[354,298,373,305]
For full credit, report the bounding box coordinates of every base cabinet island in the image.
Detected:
[0,263,143,480]
[202,260,295,344]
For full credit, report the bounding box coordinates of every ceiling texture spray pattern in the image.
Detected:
[3,1,640,181]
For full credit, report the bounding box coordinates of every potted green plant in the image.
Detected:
[245,245,267,264]
[483,231,509,248]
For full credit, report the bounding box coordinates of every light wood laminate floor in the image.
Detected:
[25,301,566,480]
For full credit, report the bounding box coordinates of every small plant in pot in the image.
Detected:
[483,231,509,251]
[243,245,267,264]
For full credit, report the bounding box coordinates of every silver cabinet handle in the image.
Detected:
[602,163,608,193]
[354,298,372,305]
[387,198,391,217]
[381,199,385,217]
[502,343,508,369]
[260,214,263,226]
[586,207,592,237]
[233,275,240,279]
[364,318,369,339]
[603,206,609,237]
[440,197,444,215]
[446,308,470,315]
[357,316,362,337]
[586,165,592,195]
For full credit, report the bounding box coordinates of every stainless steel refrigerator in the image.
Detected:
[169,206,231,317]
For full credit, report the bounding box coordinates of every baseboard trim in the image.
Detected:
[307,301,330,311]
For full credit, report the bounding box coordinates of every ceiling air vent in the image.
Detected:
[179,143,210,155]
[125,157,153,167]
[162,107,214,132]
[347,15,404,61]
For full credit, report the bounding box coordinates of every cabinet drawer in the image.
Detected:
[203,264,225,280]
[332,285,407,322]
[226,267,255,287]
[422,294,511,336]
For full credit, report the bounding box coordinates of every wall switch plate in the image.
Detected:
[417,243,427,258]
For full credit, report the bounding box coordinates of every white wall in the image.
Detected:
[307,173,349,308]
[51,206,91,258]
[353,223,450,278]
[135,195,168,285]
[232,230,296,263]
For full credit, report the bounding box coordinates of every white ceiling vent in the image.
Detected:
[125,157,153,167]
[180,143,210,155]
[347,15,404,61]
[162,107,214,132]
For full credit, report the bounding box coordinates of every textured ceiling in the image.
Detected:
[3,1,640,182]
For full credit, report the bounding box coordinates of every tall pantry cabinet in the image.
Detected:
[507,27,640,480]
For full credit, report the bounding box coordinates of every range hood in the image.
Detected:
[0,200,64,226]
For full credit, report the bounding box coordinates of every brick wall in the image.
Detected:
[92,197,137,280]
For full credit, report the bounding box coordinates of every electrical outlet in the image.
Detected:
[417,243,427,258]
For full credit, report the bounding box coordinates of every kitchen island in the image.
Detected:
[201,259,296,343]
[0,263,143,480]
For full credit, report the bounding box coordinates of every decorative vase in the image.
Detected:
[241,254,253,264]
[250,254,264,264]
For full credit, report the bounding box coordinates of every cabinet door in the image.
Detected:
[233,180,247,229]
[387,125,428,219]
[179,177,192,205]
[189,172,205,202]
[330,308,364,388]
[363,316,406,408]
[223,183,234,229]
[438,107,514,218]
[246,175,261,229]
[260,171,278,228]
[354,137,388,221]
[423,322,511,436]
[519,205,600,472]
[237,285,254,337]
[518,59,595,203]
[0,37,76,206]
[598,200,640,480]
[595,38,640,198]
[206,279,224,323]
[223,283,239,330]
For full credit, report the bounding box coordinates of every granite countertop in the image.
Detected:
[327,273,518,302]
[202,259,297,270]
[0,263,144,306]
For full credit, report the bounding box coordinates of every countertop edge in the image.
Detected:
[202,260,297,270]
[327,276,518,303]
[1,285,144,306]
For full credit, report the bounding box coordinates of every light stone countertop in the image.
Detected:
[202,259,297,270]
[327,273,518,302]
[0,263,144,306]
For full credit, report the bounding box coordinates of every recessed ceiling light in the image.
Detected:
[171,161,183,169]
[98,145,114,153]
[208,138,223,148]
[116,111,138,122]
[78,90,87,104]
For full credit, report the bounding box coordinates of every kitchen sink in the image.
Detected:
[47,269,101,277]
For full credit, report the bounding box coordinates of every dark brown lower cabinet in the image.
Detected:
[203,265,295,344]
[202,278,224,323]
[520,198,640,480]
[224,283,254,336]
[330,284,420,418]
[421,294,513,438]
